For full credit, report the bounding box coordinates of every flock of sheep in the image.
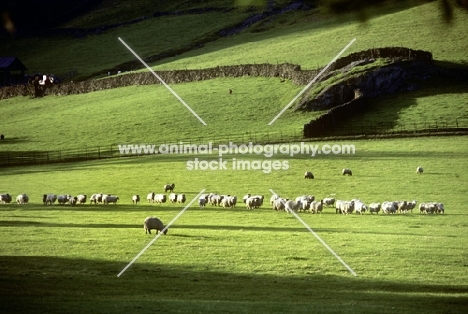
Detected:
[0,166,442,217]
[195,192,445,215]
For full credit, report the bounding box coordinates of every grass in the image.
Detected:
[329,77,468,134]
[0,136,467,313]
[2,1,467,79]
[0,77,308,152]
[1,2,467,313]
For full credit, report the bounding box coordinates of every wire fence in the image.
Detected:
[324,119,468,137]
[0,130,302,167]
[1,119,467,167]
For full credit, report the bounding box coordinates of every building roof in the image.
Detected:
[0,57,28,71]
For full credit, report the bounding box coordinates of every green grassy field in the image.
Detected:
[1,1,467,313]
[2,1,467,79]
[0,136,467,313]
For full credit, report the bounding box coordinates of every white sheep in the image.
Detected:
[210,194,223,206]
[323,197,335,207]
[16,194,29,205]
[89,193,102,204]
[342,168,352,176]
[416,166,423,174]
[284,200,299,213]
[76,194,87,204]
[132,195,140,204]
[154,194,167,204]
[335,200,354,214]
[198,197,206,209]
[144,217,168,235]
[103,195,119,205]
[251,195,264,207]
[272,198,286,211]
[57,194,71,205]
[354,200,367,214]
[406,200,417,213]
[146,192,155,203]
[177,194,186,204]
[45,194,57,205]
[435,203,445,214]
[269,194,279,206]
[382,201,397,214]
[368,203,381,214]
[69,196,78,206]
[169,193,177,203]
[309,200,323,214]
[397,201,408,213]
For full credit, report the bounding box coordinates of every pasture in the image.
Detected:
[1,136,467,313]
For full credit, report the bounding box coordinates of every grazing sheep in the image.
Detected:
[0,193,12,204]
[76,194,87,204]
[69,196,78,206]
[397,201,408,213]
[177,194,186,204]
[246,196,262,210]
[57,194,71,205]
[406,200,417,213]
[354,200,367,214]
[169,193,177,203]
[210,194,223,206]
[154,194,167,204]
[416,166,423,174]
[284,200,300,213]
[90,193,102,204]
[221,195,236,208]
[164,183,175,193]
[42,194,47,205]
[368,203,381,214]
[269,194,279,206]
[382,201,398,214]
[198,197,206,209]
[304,171,314,179]
[335,200,343,214]
[336,200,355,214]
[323,197,335,207]
[45,194,57,205]
[243,194,251,203]
[251,195,264,207]
[295,195,313,212]
[310,200,323,214]
[132,195,140,204]
[144,217,168,235]
[435,203,445,214]
[420,202,437,214]
[273,198,286,211]
[103,195,119,205]
[342,168,352,176]
[146,192,155,203]
[16,194,29,205]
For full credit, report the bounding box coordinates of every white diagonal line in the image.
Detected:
[269,189,357,276]
[268,38,356,125]
[118,37,207,126]
[117,188,206,277]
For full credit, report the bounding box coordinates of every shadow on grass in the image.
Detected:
[0,219,452,237]
[0,255,466,314]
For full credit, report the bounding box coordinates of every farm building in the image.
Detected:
[0,57,28,87]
